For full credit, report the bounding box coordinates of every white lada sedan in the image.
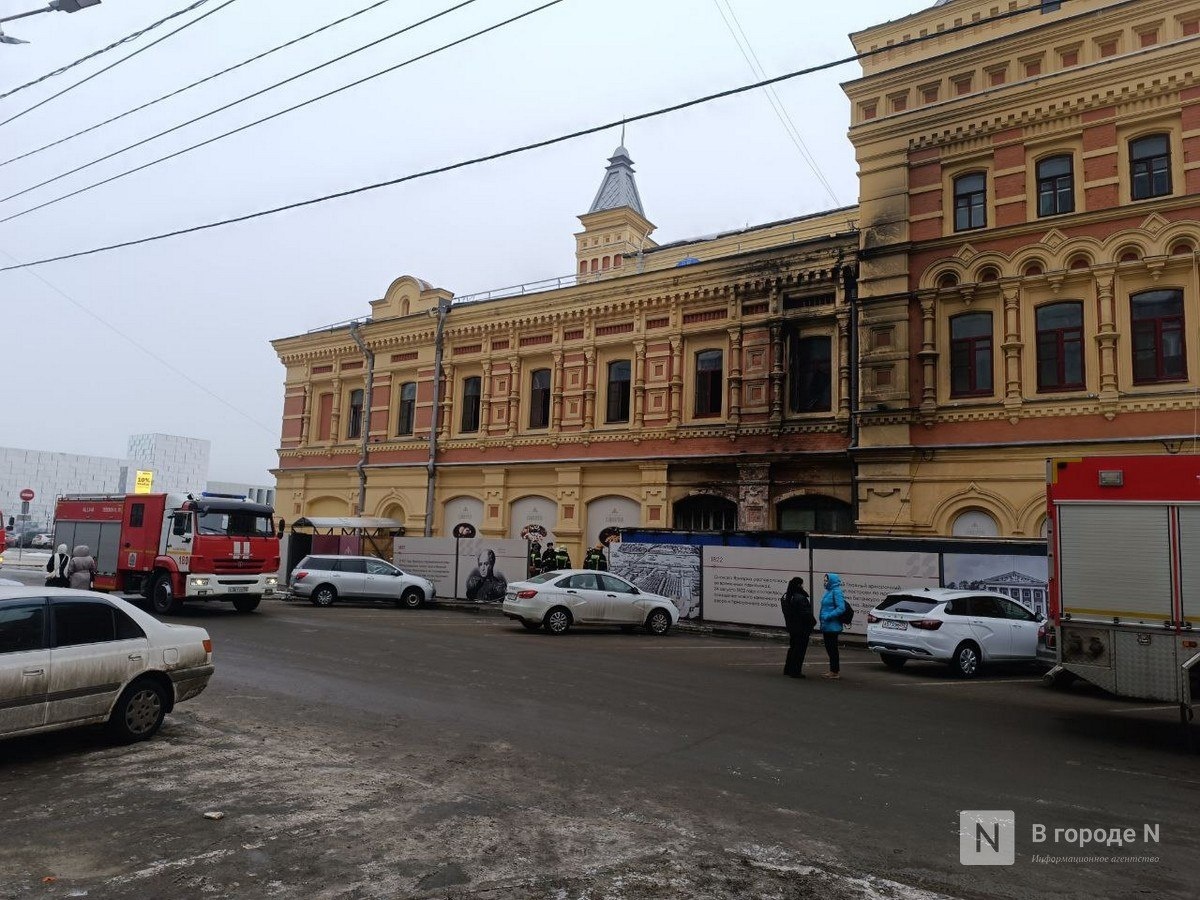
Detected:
[502,569,679,636]
[0,587,214,743]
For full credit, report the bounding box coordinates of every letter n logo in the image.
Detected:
[959,810,1015,865]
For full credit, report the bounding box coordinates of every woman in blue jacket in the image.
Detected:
[819,573,847,680]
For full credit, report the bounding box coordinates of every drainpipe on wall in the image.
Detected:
[842,262,861,529]
[424,297,451,537]
[348,321,375,517]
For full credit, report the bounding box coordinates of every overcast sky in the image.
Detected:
[0,0,929,484]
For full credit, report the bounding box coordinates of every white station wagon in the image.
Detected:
[502,570,680,636]
[0,587,214,743]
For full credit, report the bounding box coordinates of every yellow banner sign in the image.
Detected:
[134,470,154,494]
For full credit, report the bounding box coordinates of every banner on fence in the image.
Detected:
[702,546,807,628]
[610,542,702,619]
[394,536,527,601]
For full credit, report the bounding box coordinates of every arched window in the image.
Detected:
[694,350,723,417]
[776,496,853,533]
[529,368,551,429]
[1036,154,1074,216]
[1130,134,1172,200]
[950,313,994,396]
[460,376,481,433]
[397,381,417,436]
[346,389,365,440]
[787,334,832,412]
[1131,289,1186,383]
[1035,302,1084,391]
[674,495,737,531]
[590,259,599,273]
[954,172,987,231]
[606,360,631,423]
[602,256,611,270]
[952,509,999,537]
[579,261,588,275]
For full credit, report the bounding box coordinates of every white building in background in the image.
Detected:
[0,432,275,528]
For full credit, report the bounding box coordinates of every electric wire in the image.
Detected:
[711,0,840,207]
[0,0,490,211]
[0,0,402,170]
[0,0,1078,274]
[0,244,276,435]
[0,0,237,128]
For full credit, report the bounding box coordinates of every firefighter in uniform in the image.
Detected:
[540,542,559,573]
[555,545,572,570]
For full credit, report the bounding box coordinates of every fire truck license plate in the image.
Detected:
[228,586,249,593]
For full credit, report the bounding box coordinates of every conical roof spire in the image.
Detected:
[588,144,645,217]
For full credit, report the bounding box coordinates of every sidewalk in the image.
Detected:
[0,550,50,571]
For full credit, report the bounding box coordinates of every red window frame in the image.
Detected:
[1035,302,1084,391]
[950,313,994,397]
[694,350,723,418]
[1132,290,1186,384]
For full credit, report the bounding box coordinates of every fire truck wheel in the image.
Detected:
[151,574,184,616]
[232,596,261,614]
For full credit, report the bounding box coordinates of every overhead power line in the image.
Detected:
[0,0,493,213]
[0,0,237,127]
[711,0,840,207]
[0,0,1080,274]
[0,0,401,170]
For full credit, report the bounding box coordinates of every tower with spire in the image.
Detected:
[575,142,656,280]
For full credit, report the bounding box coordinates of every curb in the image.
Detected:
[422,598,866,646]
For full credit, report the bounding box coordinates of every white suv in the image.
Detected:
[866,588,1043,678]
[289,555,435,609]
[0,587,213,743]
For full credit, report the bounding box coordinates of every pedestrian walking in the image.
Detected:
[780,576,814,678]
[819,573,848,680]
[45,543,71,588]
[67,544,98,591]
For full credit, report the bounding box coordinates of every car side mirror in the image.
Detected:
[1036,612,1046,623]
[277,519,286,538]
[630,586,640,595]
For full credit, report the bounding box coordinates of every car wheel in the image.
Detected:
[951,641,982,678]
[399,587,424,610]
[311,585,337,607]
[644,608,672,636]
[151,573,183,616]
[520,619,542,632]
[232,596,260,614]
[880,653,907,670]
[107,678,167,743]
[543,606,572,635]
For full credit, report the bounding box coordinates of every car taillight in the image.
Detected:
[293,571,307,581]
[867,614,879,624]
[910,619,943,630]
[203,639,213,654]
[516,589,538,599]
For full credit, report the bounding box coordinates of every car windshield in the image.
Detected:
[197,511,274,537]
[877,595,940,615]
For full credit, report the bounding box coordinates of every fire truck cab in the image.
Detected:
[54,492,281,615]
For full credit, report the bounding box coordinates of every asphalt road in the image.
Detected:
[0,581,1196,899]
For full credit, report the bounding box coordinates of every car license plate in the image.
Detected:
[228,586,249,593]
[882,619,906,630]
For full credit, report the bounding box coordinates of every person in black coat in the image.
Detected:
[780,576,815,678]
[540,542,559,574]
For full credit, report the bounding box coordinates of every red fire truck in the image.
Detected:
[54,492,281,615]
[1046,456,1200,720]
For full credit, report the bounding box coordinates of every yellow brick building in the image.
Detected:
[272,0,1200,554]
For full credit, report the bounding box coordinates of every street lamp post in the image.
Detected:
[0,0,100,44]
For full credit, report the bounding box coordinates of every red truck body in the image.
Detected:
[54,491,280,614]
